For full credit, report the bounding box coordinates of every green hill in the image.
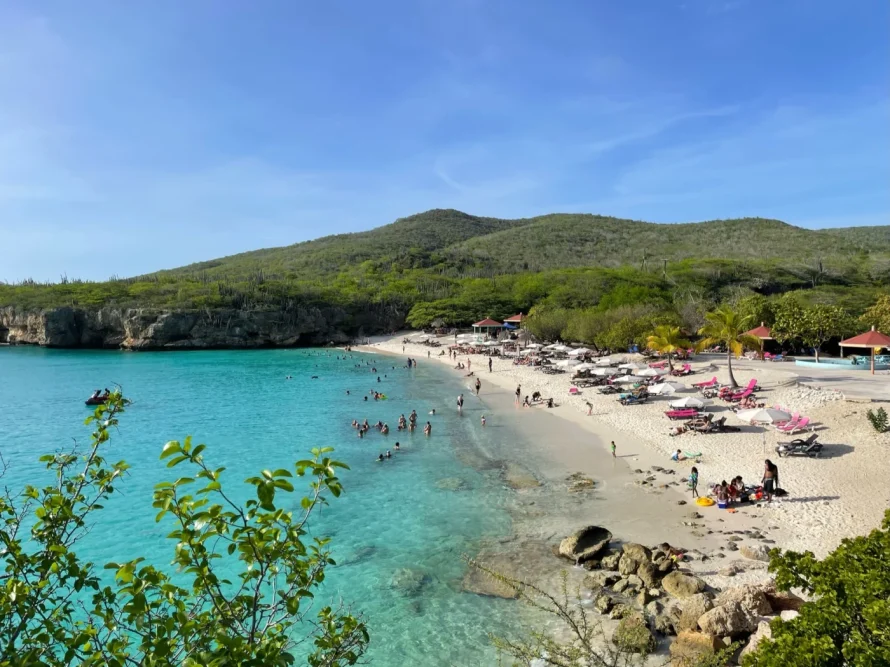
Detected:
[1,209,887,331]
[157,210,890,281]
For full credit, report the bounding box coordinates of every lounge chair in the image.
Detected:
[776,433,821,457]
[671,363,693,377]
[693,376,718,389]
[665,409,704,420]
[649,360,668,369]
[773,413,800,431]
[782,416,811,434]
[728,389,753,402]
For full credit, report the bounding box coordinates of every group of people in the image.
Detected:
[89,388,112,400]
[687,460,781,504]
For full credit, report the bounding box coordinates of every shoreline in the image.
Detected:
[357,338,778,596]
[358,333,890,560]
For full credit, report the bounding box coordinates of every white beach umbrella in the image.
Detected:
[669,396,712,409]
[595,358,614,367]
[520,348,539,356]
[619,362,648,371]
[736,408,792,424]
[575,362,597,371]
[543,343,561,351]
[557,358,582,368]
[568,347,592,356]
[551,344,572,352]
[524,343,542,349]
[648,381,686,395]
[592,368,614,376]
[612,374,637,383]
[634,367,668,377]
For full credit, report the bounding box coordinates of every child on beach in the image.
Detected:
[610,441,616,458]
[689,467,699,498]
[481,415,486,427]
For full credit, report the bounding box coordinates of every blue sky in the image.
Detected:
[1,0,888,281]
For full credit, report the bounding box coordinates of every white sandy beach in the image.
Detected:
[362,333,890,560]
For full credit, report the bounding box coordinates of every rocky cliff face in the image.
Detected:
[0,305,401,349]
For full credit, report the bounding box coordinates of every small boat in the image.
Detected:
[85,396,108,406]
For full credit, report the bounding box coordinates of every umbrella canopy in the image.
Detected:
[612,375,638,383]
[634,368,668,377]
[595,358,614,367]
[524,343,542,349]
[736,408,792,424]
[552,344,573,352]
[648,381,686,395]
[839,326,890,374]
[575,362,597,371]
[557,358,582,368]
[520,348,539,356]
[619,362,648,371]
[568,347,592,356]
[669,396,712,409]
[745,323,773,340]
[592,368,614,376]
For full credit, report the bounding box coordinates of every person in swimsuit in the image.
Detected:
[689,466,699,498]
[423,422,432,436]
[762,459,779,502]
[481,415,486,427]
[475,378,481,395]
[515,385,521,402]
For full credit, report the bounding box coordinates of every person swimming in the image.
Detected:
[377,454,384,462]
[385,450,392,459]
[381,424,389,435]
[429,408,436,415]
[481,415,486,426]
[394,442,400,451]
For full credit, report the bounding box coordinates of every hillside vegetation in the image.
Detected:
[1,209,888,340]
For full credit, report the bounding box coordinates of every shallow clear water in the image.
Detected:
[0,347,523,665]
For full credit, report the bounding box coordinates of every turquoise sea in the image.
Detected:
[0,347,529,665]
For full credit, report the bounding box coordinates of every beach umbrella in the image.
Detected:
[520,348,539,356]
[595,358,614,367]
[634,368,667,377]
[669,396,712,409]
[524,343,542,349]
[648,381,686,395]
[592,368,614,376]
[556,358,582,368]
[736,408,792,424]
[612,375,637,383]
[568,347,592,356]
[619,362,648,371]
[544,343,562,351]
[840,326,890,375]
[575,362,597,371]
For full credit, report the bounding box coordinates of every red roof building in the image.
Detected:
[472,318,503,327]
[839,326,890,374]
[503,313,526,323]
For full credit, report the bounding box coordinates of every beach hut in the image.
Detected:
[503,313,526,329]
[839,326,890,375]
[744,322,773,359]
[472,318,503,338]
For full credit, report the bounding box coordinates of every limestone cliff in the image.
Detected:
[0,305,401,349]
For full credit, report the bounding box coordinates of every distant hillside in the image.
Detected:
[157,209,890,281]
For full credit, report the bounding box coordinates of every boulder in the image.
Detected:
[669,630,721,666]
[585,571,620,589]
[460,555,519,599]
[718,559,769,577]
[618,553,641,576]
[626,574,644,589]
[614,612,657,654]
[715,586,773,618]
[662,571,707,599]
[655,557,676,574]
[645,600,662,617]
[654,613,676,636]
[677,593,714,632]
[739,620,772,659]
[600,551,621,570]
[622,542,653,563]
[612,578,631,594]
[740,543,772,562]
[760,582,806,612]
[637,561,659,589]
[594,593,614,614]
[558,526,612,564]
[609,603,633,620]
[697,601,758,638]
[635,589,651,607]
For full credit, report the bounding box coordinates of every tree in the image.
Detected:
[860,293,890,332]
[0,393,368,666]
[696,306,761,388]
[645,325,692,370]
[772,297,854,362]
[525,305,570,342]
[744,510,890,666]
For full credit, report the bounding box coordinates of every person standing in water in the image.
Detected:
[481,415,486,427]
[423,422,432,436]
[515,385,521,403]
[474,378,481,396]
[457,394,464,414]
[610,441,616,457]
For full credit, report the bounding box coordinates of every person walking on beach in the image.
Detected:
[689,466,699,498]
[610,441,616,458]
[488,357,493,373]
[515,385,521,403]
[761,459,779,502]
[467,358,472,372]
[481,415,486,427]
[474,378,481,396]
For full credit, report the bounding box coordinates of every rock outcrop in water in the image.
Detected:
[0,305,402,350]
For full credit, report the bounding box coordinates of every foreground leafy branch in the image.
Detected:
[0,392,368,666]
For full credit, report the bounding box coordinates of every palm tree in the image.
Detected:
[696,306,762,388]
[645,325,691,371]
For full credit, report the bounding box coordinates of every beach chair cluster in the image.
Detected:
[771,406,813,434]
